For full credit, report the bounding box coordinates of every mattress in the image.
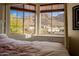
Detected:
[0,37,69,56]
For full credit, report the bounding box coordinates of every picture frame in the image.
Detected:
[73,5,79,30]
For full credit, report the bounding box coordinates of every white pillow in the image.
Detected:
[0,34,8,39]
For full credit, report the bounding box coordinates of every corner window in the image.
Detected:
[10,4,64,36]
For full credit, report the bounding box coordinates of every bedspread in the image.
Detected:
[0,38,69,56]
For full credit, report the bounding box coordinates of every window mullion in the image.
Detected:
[51,5,53,34]
[16,10,18,33]
[23,4,24,34]
[34,13,36,34]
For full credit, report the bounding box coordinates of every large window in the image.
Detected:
[40,4,64,35]
[40,12,64,35]
[10,4,36,35]
[10,4,64,36]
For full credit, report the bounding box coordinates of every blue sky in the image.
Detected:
[52,12,64,16]
[10,10,64,17]
[47,12,64,16]
[10,10,33,17]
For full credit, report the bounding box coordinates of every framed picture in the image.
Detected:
[73,5,79,30]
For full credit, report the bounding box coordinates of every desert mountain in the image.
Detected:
[11,13,64,27]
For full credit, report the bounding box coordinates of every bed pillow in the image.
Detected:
[0,34,8,39]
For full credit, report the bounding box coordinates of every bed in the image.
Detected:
[0,34,69,56]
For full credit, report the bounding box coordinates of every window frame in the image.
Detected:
[10,4,36,34]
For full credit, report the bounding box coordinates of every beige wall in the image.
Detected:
[5,5,10,34]
[0,4,5,33]
[67,3,79,55]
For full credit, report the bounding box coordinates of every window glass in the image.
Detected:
[10,10,23,34]
[10,10,35,34]
[10,4,36,35]
[10,10,17,33]
[40,12,51,35]
[40,12,64,35]
[24,12,35,35]
[51,12,64,35]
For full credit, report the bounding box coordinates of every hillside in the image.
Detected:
[41,13,64,27]
[10,13,64,27]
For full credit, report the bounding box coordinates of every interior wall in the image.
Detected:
[67,3,79,56]
[5,4,10,34]
[0,4,5,33]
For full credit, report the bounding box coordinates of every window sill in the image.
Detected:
[33,34,64,37]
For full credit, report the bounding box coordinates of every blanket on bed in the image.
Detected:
[0,34,69,56]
